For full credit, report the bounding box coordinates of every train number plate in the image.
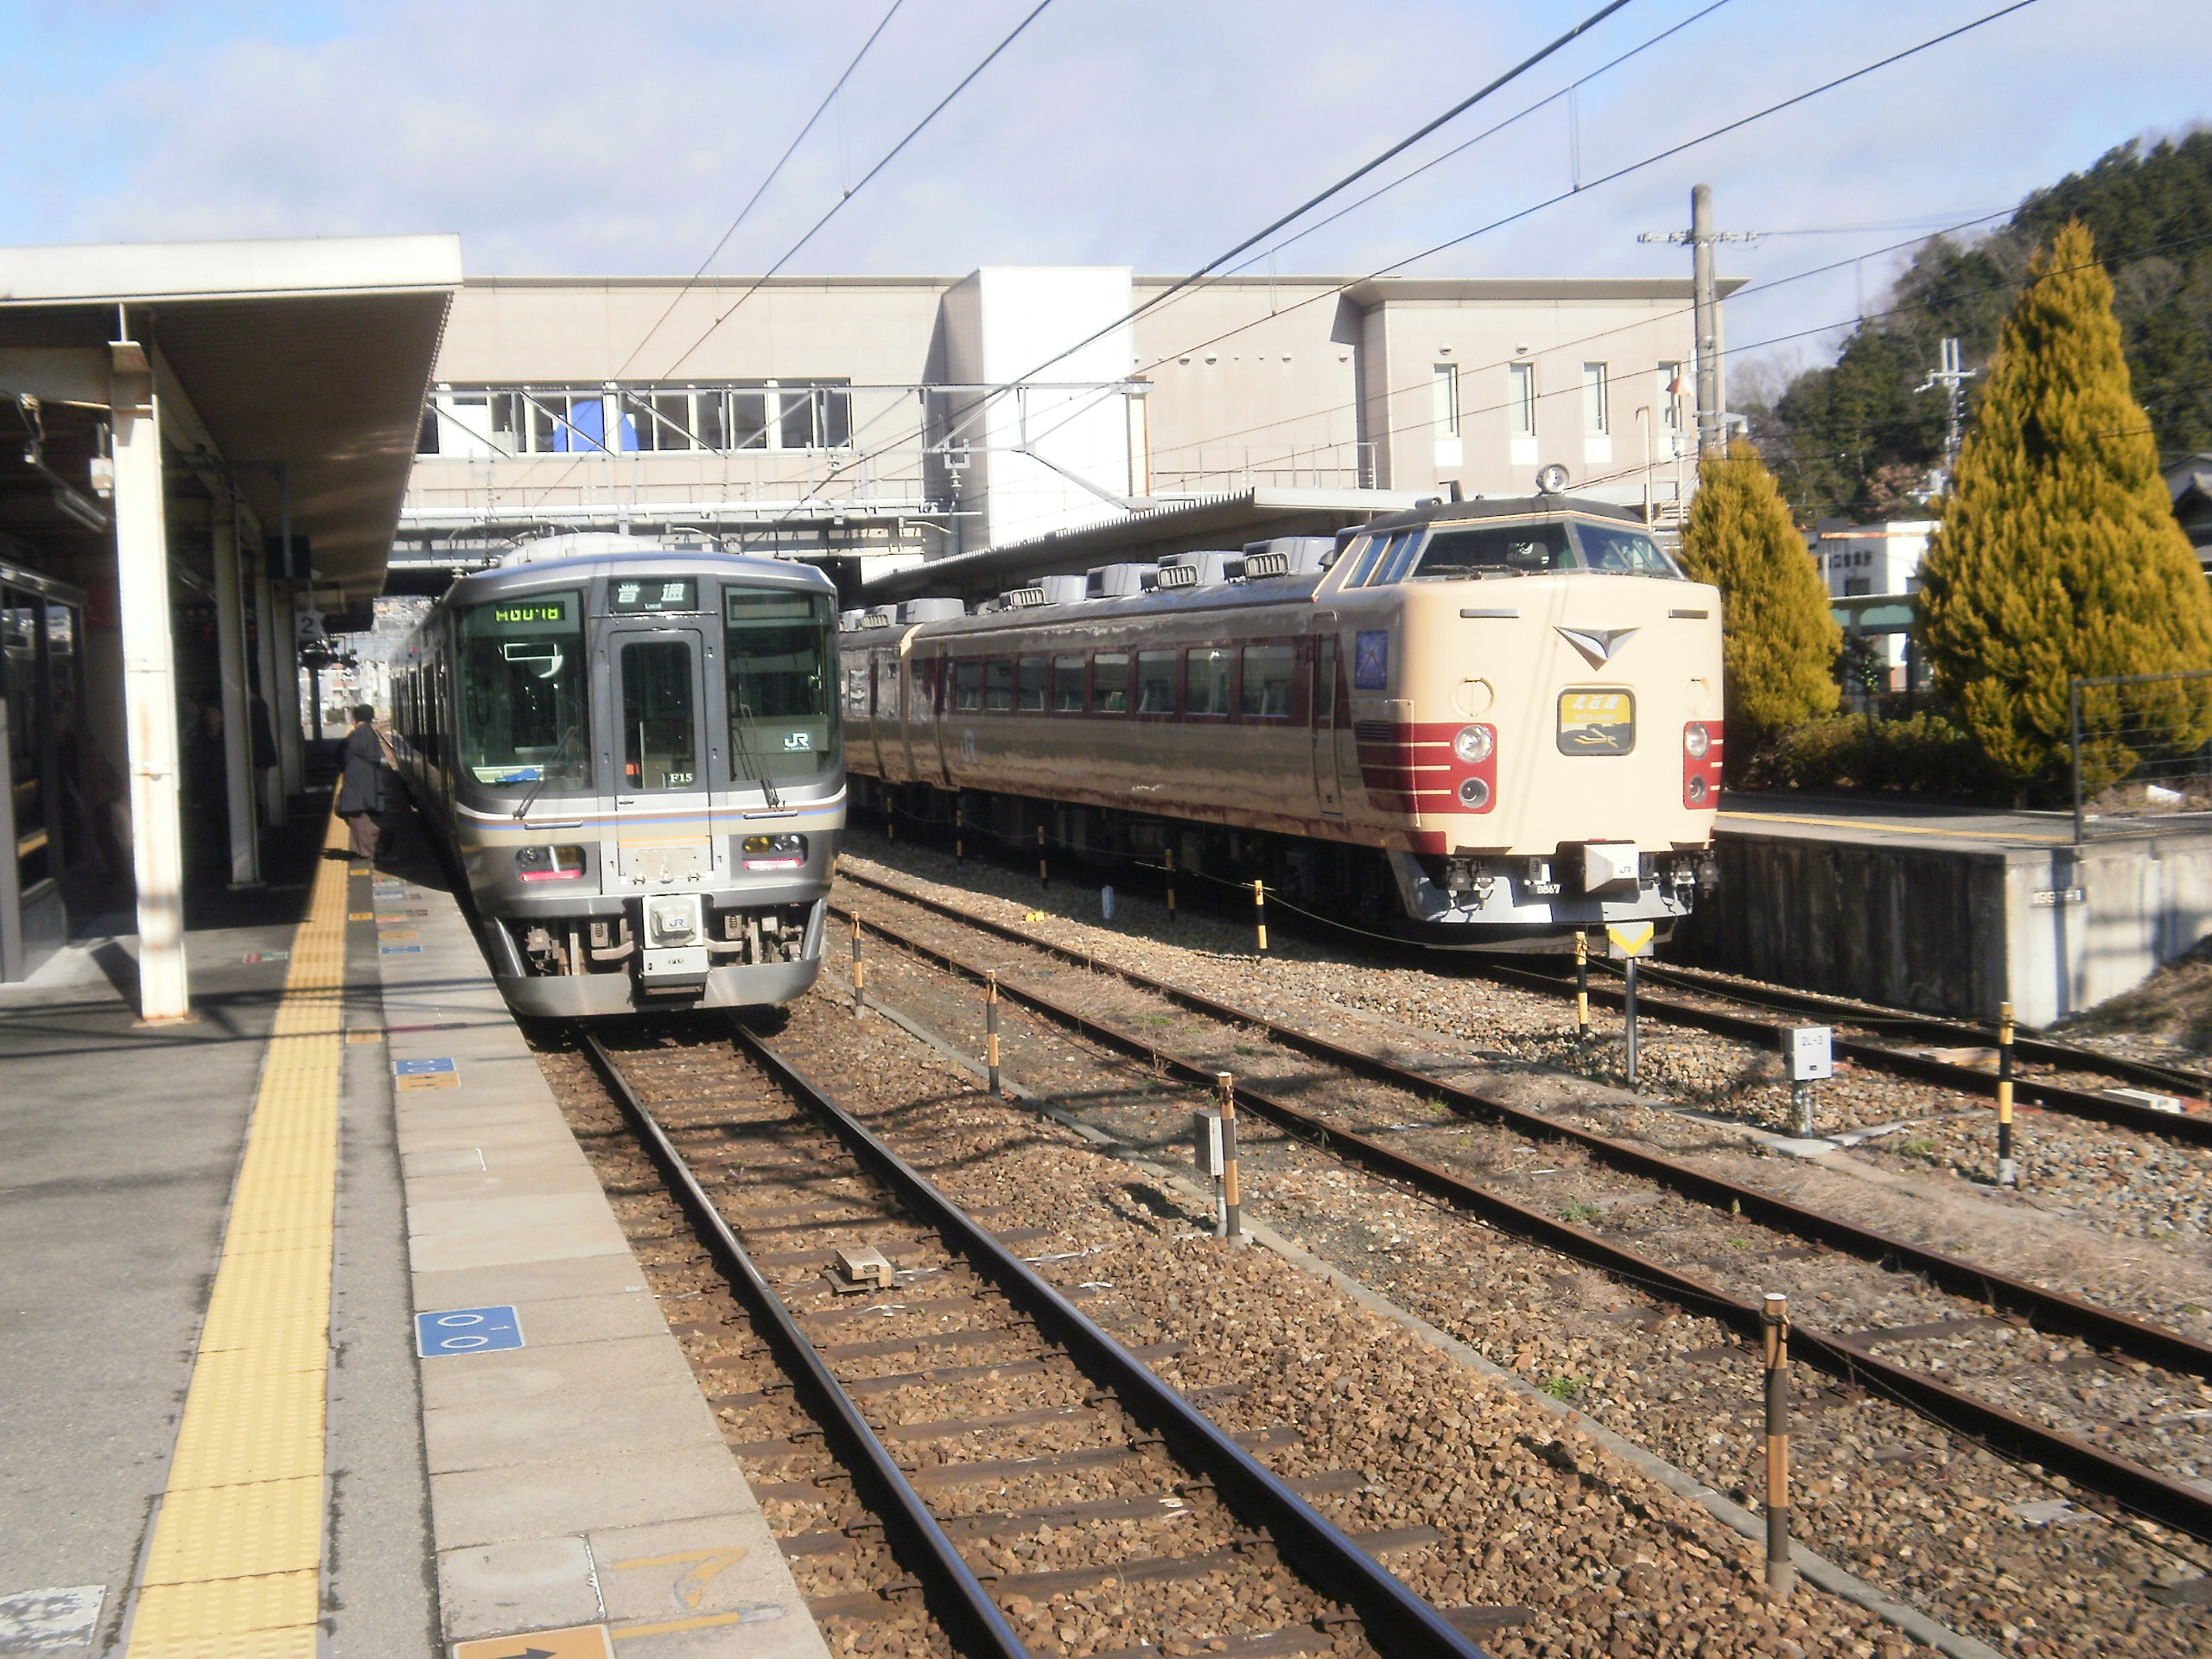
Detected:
[1557,689,1636,755]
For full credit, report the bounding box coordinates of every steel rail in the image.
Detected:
[825,887,2212,1544]
[579,1032,1033,1659]
[727,1022,1495,1659]
[830,872,2212,1382]
[1478,955,2212,1148]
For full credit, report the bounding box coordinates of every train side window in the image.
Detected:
[1016,656,1048,712]
[1052,654,1085,712]
[1240,643,1295,719]
[984,658,1014,712]
[1135,650,1177,715]
[1184,647,1231,717]
[953,660,982,711]
[1372,531,1425,584]
[1091,652,1129,714]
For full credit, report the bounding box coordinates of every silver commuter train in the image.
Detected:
[390,534,845,1016]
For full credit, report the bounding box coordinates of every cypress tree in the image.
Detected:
[1678,439,1841,760]
[1915,220,2212,794]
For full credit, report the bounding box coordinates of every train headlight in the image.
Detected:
[1687,776,1710,804]
[742,832,808,871]
[514,843,586,881]
[1459,777,1491,809]
[1453,723,1496,764]
[1684,722,1711,759]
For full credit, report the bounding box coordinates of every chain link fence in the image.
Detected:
[2071,669,2212,839]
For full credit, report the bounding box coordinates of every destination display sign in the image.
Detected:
[611,576,698,613]
[1558,689,1636,756]
[476,593,577,635]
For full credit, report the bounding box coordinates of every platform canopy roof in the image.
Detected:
[0,233,463,598]
[862,486,1430,603]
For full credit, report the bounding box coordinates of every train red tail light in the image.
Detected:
[515,844,587,880]
[1683,721,1723,807]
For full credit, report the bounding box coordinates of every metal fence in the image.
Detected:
[2071,669,2212,839]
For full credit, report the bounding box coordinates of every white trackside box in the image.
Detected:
[1193,1110,1224,1177]
[1783,1025,1834,1082]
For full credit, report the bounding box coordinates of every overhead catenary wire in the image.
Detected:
[743,0,2048,537]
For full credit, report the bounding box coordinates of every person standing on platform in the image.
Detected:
[336,704,391,862]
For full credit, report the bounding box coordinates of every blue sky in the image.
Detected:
[2,0,2205,384]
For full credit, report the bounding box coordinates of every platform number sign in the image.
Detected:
[416,1305,524,1357]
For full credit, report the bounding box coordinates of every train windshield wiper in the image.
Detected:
[512,725,583,823]
[730,700,785,811]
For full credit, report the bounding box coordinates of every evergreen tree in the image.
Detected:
[1678,440,1841,760]
[1916,220,2212,793]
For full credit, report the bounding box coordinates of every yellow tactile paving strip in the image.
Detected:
[124,817,353,1659]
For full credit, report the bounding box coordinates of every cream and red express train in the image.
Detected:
[842,493,1723,946]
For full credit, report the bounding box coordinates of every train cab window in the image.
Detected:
[621,639,698,790]
[1372,531,1427,585]
[1016,657,1048,713]
[984,659,1014,712]
[1135,651,1178,715]
[1240,644,1295,719]
[725,588,837,780]
[1572,521,1681,577]
[1183,648,1231,717]
[1410,521,1571,579]
[456,590,591,790]
[1091,652,1129,714]
[954,661,982,711]
[1052,655,1085,712]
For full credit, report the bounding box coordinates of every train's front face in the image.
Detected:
[1329,500,1721,943]
[450,557,845,1014]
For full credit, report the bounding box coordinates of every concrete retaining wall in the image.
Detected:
[1675,827,2212,1027]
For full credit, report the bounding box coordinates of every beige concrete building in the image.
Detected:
[402,269,1722,587]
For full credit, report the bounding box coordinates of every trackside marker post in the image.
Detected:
[1253,880,1268,953]
[1165,847,1177,928]
[1763,1291,1795,1602]
[1038,825,1048,889]
[1606,922,1656,1087]
[1782,1026,1832,1138]
[1217,1071,1242,1242]
[851,914,865,1016]
[1998,1000,2018,1186]
[1574,931,1591,1043]
[986,971,1001,1096]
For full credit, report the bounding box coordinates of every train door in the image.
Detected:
[1311,629,1344,817]
[606,625,719,886]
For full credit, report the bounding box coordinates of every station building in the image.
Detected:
[0,234,461,1001]
[400,268,1718,591]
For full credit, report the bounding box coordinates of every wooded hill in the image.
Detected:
[1745,130,2212,520]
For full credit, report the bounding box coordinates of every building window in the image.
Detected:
[1432,365,1459,435]
[1582,364,1609,434]
[418,382,855,456]
[1508,363,1536,437]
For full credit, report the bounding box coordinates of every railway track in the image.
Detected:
[570,1020,1515,1659]
[828,866,2212,1548]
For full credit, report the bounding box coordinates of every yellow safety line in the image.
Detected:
[124,817,353,1659]
[1716,809,2070,845]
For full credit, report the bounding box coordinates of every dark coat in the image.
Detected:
[337,723,388,817]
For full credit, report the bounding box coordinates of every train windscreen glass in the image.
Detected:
[1572,522,1681,577]
[1408,522,1571,579]
[458,592,591,788]
[723,588,837,780]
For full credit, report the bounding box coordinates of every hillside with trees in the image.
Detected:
[1744,130,2212,519]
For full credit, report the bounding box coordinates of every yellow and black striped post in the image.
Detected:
[1217,1071,1242,1242]
[850,912,865,1016]
[1574,931,1591,1043]
[986,970,1001,1096]
[1037,825,1048,889]
[1253,880,1268,953]
[1998,1000,2017,1187]
[1165,846,1177,928]
[1763,1291,1794,1602]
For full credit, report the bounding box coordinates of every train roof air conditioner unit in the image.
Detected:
[899,598,965,623]
[862,607,895,628]
[1086,563,1158,599]
[1241,537,1335,578]
[1159,550,1242,588]
[838,608,868,632]
[1039,575,1088,605]
[1001,586,1047,607]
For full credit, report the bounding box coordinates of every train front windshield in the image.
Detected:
[458,592,593,788]
[724,588,838,783]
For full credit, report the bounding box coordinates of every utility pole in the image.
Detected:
[1640,184,1758,458]
[1916,336,1974,483]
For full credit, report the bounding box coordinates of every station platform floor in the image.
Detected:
[1716,790,2082,849]
[0,804,822,1659]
